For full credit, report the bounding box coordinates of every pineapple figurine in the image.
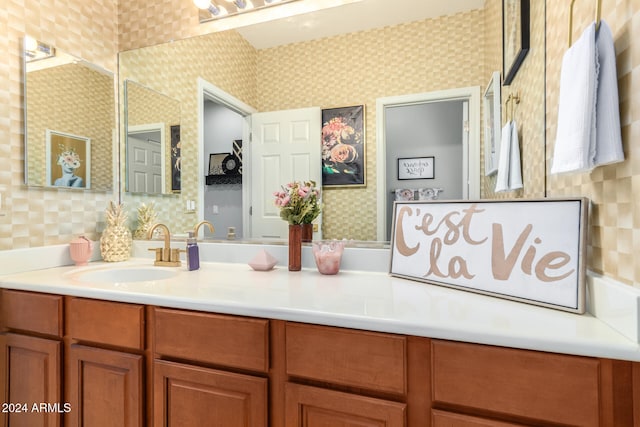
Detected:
[133,202,158,240]
[100,201,132,262]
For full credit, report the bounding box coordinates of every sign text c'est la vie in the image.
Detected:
[393,203,578,284]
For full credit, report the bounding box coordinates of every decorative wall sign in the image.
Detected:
[390,198,588,313]
[398,157,434,180]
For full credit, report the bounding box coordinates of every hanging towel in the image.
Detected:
[551,22,597,174]
[508,120,523,190]
[495,121,513,192]
[594,20,624,166]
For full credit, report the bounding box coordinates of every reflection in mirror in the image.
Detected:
[124,80,181,194]
[24,36,114,191]
[118,0,546,242]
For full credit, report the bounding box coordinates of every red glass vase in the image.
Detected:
[302,223,313,242]
[288,224,302,271]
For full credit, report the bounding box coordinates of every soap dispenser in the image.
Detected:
[186,231,200,271]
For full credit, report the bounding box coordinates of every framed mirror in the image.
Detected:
[123,79,181,194]
[483,71,501,176]
[23,36,115,192]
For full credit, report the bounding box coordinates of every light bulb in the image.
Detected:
[193,0,211,9]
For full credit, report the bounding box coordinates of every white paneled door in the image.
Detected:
[250,107,322,239]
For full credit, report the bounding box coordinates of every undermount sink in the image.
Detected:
[73,266,178,283]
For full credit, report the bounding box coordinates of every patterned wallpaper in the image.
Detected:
[257,10,489,240]
[125,80,180,194]
[0,0,118,250]
[546,0,640,286]
[26,63,114,191]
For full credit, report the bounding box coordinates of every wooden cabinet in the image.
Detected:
[152,308,269,426]
[431,340,635,427]
[2,289,638,427]
[285,383,405,427]
[0,289,64,427]
[65,297,145,427]
[154,360,267,427]
[65,345,143,427]
[0,333,62,427]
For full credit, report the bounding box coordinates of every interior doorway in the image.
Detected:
[376,87,481,241]
[126,123,165,194]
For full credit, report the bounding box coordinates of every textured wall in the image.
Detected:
[546,0,640,286]
[0,0,118,249]
[26,63,114,191]
[257,10,487,240]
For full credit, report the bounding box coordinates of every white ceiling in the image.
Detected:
[235,0,486,50]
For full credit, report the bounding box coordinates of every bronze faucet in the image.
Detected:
[193,220,215,239]
[148,223,182,267]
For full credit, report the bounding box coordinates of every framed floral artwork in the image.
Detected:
[502,0,530,85]
[45,129,90,189]
[321,105,365,187]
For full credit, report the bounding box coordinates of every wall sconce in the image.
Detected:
[23,36,56,62]
[194,0,299,22]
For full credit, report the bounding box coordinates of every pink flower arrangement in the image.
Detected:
[273,180,321,225]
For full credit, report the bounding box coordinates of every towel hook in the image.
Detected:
[505,92,520,122]
[568,0,602,47]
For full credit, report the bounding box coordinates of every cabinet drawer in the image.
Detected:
[1,289,63,337]
[432,410,526,427]
[432,340,600,427]
[154,308,269,373]
[285,322,406,395]
[67,297,145,350]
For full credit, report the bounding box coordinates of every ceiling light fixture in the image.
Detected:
[194,0,299,22]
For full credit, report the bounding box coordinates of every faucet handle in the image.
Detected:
[148,247,162,262]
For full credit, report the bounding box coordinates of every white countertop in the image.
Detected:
[1,256,639,362]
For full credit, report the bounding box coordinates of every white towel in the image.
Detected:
[495,121,513,192]
[508,120,523,190]
[594,21,624,166]
[551,22,597,174]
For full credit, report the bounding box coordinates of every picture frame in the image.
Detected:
[321,105,365,187]
[502,0,530,85]
[170,124,181,192]
[209,153,229,176]
[483,71,501,176]
[389,198,588,314]
[45,129,91,189]
[397,157,435,180]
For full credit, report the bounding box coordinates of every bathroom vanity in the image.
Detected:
[1,244,639,426]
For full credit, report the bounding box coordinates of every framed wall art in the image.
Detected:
[321,105,365,187]
[170,124,181,192]
[398,156,435,180]
[46,129,90,189]
[502,0,530,85]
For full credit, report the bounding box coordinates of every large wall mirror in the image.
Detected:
[118,0,546,242]
[23,36,115,192]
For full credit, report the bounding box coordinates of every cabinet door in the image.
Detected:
[66,344,143,427]
[0,333,62,427]
[285,383,406,427]
[154,360,267,427]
